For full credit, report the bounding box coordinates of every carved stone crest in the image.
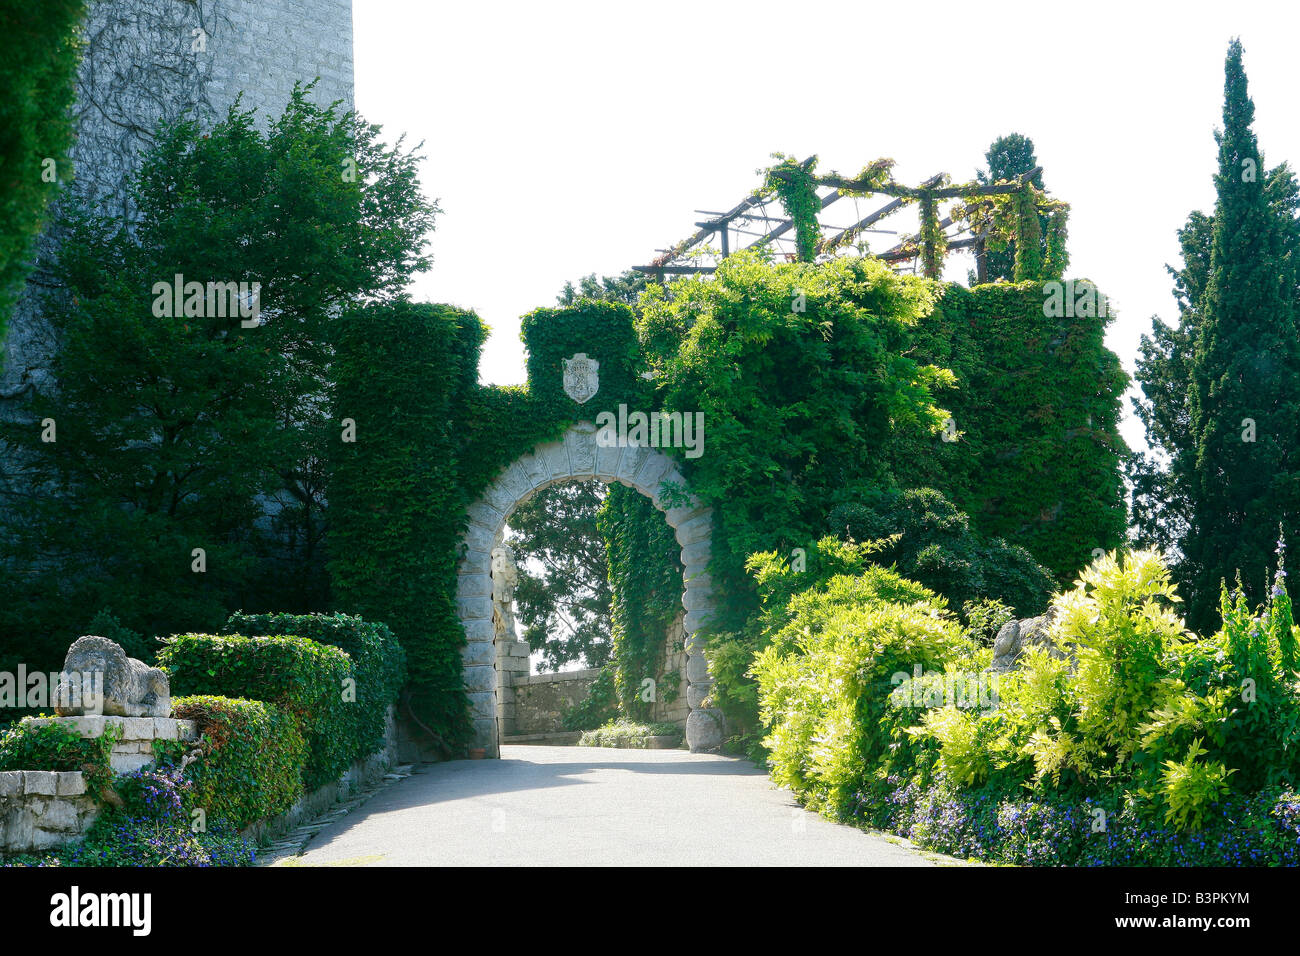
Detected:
[562,352,600,404]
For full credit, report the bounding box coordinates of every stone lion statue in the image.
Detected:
[55,635,170,717]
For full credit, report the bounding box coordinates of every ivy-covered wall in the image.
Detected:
[884,280,1129,581]
[329,300,484,750]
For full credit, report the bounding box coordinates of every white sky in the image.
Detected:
[354,0,1300,451]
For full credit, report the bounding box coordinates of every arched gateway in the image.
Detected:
[455,422,722,757]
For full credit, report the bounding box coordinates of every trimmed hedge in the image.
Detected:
[222,611,404,766]
[330,301,484,750]
[170,695,306,830]
[160,633,351,791]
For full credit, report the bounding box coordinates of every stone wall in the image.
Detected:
[650,610,689,727]
[1,0,355,400]
[0,771,100,854]
[511,669,602,737]
[0,714,199,854]
[1,705,398,855]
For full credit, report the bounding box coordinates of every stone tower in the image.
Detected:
[0,0,355,398]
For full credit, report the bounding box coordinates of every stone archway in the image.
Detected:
[455,422,720,757]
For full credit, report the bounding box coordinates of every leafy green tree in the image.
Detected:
[507,482,613,671]
[0,88,436,668]
[828,487,1055,619]
[1130,211,1214,557]
[976,133,1047,282]
[0,0,85,344]
[557,270,646,308]
[1137,40,1300,630]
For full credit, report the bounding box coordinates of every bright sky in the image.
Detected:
[354,0,1300,451]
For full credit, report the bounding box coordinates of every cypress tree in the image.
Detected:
[1180,39,1300,630]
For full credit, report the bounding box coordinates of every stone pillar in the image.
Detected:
[495,639,530,738]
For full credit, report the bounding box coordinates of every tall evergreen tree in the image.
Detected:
[976,133,1047,282]
[1137,40,1300,630]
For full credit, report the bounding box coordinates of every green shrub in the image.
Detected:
[159,633,351,791]
[170,695,306,829]
[560,667,619,732]
[579,720,682,747]
[0,717,118,800]
[828,487,1054,618]
[222,612,404,766]
[752,561,967,817]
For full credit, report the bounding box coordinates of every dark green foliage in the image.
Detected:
[0,0,84,339]
[599,483,684,720]
[1129,211,1212,556]
[159,633,351,791]
[828,487,1055,618]
[1177,41,1300,631]
[885,281,1129,581]
[0,718,117,800]
[329,300,483,750]
[507,482,612,671]
[170,695,306,830]
[85,609,152,664]
[222,611,405,765]
[0,88,436,672]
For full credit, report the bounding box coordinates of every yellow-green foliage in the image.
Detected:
[760,546,1300,832]
[751,562,965,816]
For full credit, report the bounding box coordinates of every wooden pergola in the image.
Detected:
[634,156,1055,283]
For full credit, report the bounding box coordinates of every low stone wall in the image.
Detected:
[24,715,199,773]
[1,707,399,856]
[0,715,200,855]
[0,770,100,854]
[512,669,602,736]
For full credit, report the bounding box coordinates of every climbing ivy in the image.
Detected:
[329,300,484,751]
[598,483,683,720]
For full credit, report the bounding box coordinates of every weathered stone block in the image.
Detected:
[461,642,495,667]
[684,609,716,635]
[0,771,23,797]
[109,753,153,774]
[686,654,711,683]
[686,708,724,753]
[22,772,56,796]
[153,717,178,741]
[55,772,86,797]
[674,512,713,546]
[123,716,155,740]
[467,692,495,719]
[463,665,496,694]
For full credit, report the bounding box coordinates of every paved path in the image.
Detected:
[284,745,943,866]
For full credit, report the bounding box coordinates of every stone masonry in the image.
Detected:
[458,421,723,757]
[0,715,199,854]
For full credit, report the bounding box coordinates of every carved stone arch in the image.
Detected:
[456,422,721,757]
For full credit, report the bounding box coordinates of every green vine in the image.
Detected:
[599,483,684,721]
[918,192,948,279]
[764,154,821,262]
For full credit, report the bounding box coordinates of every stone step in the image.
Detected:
[501,732,582,746]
